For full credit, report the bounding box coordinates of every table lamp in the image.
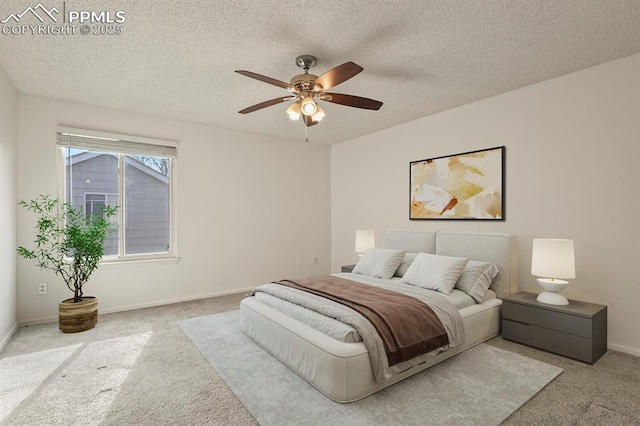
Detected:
[355,230,375,256]
[531,238,575,305]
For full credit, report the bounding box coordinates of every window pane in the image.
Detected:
[64,148,119,256]
[124,154,170,255]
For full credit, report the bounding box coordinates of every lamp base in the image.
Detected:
[535,278,570,305]
[536,291,569,305]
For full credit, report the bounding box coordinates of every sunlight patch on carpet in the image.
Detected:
[3,332,152,425]
[0,344,82,422]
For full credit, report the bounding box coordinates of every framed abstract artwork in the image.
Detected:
[410,146,505,220]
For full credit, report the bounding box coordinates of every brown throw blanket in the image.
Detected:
[274,276,449,366]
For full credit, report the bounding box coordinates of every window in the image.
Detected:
[84,192,119,255]
[84,193,118,221]
[57,128,177,261]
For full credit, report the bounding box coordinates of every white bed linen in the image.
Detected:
[255,291,362,343]
[387,276,475,309]
[254,274,486,345]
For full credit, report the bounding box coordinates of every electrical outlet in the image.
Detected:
[296,257,303,266]
[313,257,318,265]
[38,283,47,295]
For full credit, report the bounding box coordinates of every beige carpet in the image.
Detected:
[1,293,639,425]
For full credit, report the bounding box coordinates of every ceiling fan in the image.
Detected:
[235,55,383,127]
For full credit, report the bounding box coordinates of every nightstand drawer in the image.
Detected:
[503,302,592,338]
[502,319,593,363]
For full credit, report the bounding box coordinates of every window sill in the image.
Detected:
[99,256,180,268]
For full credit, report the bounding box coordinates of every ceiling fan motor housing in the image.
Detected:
[290,73,319,92]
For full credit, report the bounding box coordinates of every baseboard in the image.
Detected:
[98,287,255,315]
[608,342,640,358]
[18,287,254,326]
[17,314,57,326]
[0,322,18,353]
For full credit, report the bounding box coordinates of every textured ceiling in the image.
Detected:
[0,1,639,144]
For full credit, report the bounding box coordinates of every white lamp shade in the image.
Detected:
[300,97,317,116]
[531,238,575,279]
[355,230,375,254]
[286,102,301,120]
[311,105,325,122]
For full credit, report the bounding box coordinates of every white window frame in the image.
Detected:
[57,127,178,264]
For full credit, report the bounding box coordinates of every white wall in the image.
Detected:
[332,54,640,355]
[16,95,331,323]
[0,65,18,350]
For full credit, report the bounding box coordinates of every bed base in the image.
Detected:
[240,297,502,403]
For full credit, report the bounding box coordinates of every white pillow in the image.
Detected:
[400,252,468,294]
[352,249,406,280]
[394,253,418,277]
[455,261,499,303]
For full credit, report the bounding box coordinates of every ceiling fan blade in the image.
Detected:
[235,70,293,90]
[238,97,291,114]
[304,115,319,127]
[313,62,363,90]
[323,93,383,110]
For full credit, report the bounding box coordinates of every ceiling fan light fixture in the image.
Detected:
[300,97,317,116]
[311,105,325,122]
[286,102,301,120]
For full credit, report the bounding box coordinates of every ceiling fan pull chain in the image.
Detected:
[305,125,309,143]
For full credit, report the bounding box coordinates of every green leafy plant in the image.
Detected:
[17,195,117,303]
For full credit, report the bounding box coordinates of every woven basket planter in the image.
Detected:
[59,297,98,333]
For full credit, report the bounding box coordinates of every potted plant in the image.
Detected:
[17,195,117,333]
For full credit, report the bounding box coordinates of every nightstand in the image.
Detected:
[341,264,356,273]
[502,292,607,364]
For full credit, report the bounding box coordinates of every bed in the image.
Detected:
[240,230,518,403]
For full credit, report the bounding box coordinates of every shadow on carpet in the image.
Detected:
[178,310,562,426]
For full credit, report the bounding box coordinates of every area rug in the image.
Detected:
[179,310,562,426]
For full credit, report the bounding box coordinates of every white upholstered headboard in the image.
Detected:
[382,230,518,298]
[382,230,437,253]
